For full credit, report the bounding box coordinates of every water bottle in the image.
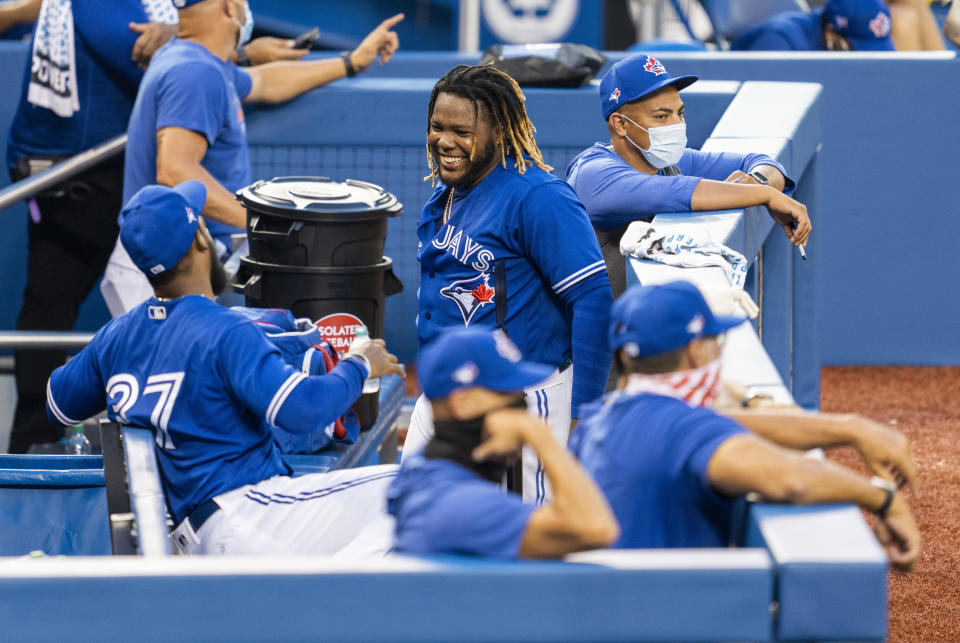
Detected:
[66,424,91,455]
[350,326,381,395]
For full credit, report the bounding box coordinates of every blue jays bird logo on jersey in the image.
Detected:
[440,273,495,326]
[644,56,666,76]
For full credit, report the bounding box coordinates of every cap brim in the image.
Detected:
[847,36,895,51]
[704,314,748,336]
[486,360,555,393]
[172,180,208,213]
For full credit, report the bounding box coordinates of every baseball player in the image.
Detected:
[388,327,618,558]
[46,181,405,556]
[101,0,404,315]
[404,64,614,504]
[566,53,811,296]
[570,281,920,571]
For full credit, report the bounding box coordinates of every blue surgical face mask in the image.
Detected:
[232,0,254,46]
[619,114,687,170]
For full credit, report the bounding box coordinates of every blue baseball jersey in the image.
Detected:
[570,392,747,548]
[7,0,155,168]
[387,453,536,558]
[418,162,607,369]
[46,295,367,524]
[731,10,823,51]
[566,143,795,231]
[124,38,252,241]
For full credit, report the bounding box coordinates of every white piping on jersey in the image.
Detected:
[265,372,307,427]
[552,260,606,295]
[301,347,317,374]
[46,378,82,426]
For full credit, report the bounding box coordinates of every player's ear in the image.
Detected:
[193,222,211,254]
[609,113,627,137]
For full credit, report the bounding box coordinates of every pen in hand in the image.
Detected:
[792,220,807,261]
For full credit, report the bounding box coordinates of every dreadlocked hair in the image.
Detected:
[424,63,552,185]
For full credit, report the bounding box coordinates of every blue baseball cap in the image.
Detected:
[419,328,554,400]
[599,54,698,120]
[824,0,895,51]
[119,181,206,277]
[609,281,747,358]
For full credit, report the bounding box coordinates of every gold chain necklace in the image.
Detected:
[442,187,454,225]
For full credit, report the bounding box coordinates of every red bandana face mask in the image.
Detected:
[622,357,722,408]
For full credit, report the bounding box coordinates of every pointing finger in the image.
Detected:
[379,13,405,31]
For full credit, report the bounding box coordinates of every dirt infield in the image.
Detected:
[821,367,960,642]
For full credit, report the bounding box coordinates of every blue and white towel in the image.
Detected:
[28,0,178,118]
[620,221,759,318]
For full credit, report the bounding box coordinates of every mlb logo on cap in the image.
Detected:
[599,53,698,120]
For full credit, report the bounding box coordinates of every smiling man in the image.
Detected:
[566,54,812,296]
[405,64,613,504]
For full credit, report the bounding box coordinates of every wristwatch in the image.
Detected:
[748,170,769,185]
[869,476,897,519]
[340,51,358,77]
[235,45,251,67]
[741,387,774,408]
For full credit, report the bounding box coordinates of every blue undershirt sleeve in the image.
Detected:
[568,150,700,229]
[563,277,614,418]
[681,150,796,195]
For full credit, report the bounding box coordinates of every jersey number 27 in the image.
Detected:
[105,372,185,449]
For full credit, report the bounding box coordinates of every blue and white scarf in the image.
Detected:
[28,0,178,118]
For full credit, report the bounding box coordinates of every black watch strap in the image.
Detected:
[870,476,896,519]
[748,170,769,185]
[235,45,251,67]
[340,51,357,77]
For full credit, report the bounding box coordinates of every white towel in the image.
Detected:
[27,0,178,118]
[620,221,759,318]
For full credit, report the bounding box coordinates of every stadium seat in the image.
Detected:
[698,0,807,44]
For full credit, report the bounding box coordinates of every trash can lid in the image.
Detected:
[237,176,402,219]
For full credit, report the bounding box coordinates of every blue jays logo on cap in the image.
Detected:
[642,56,666,76]
[419,328,553,400]
[440,273,496,326]
[824,0,895,50]
[868,11,891,38]
[599,53,698,120]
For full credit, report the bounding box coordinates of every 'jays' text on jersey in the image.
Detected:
[387,453,536,558]
[124,38,252,241]
[417,162,607,370]
[46,296,367,524]
[570,392,747,548]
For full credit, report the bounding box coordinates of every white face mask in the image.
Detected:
[619,114,687,170]
[231,0,254,46]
